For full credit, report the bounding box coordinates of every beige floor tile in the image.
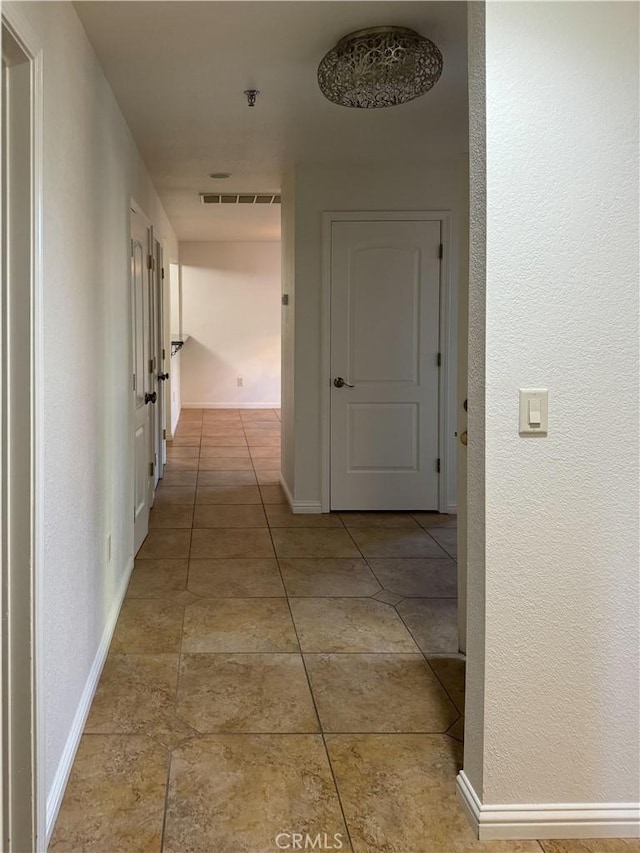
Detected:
[167,445,200,458]
[48,735,168,853]
[163,735,351,853]
[201,425,245,438]
[373,590,405,606]
[265,505,344,528]
[190,528,275,559]
[349,527,448,559]
[255,468,281,485]
[188,559,285,597]
[259,484,288,504]
[250,446,281,460]
[272,528,361,558]
[247,434,281,447]
[111,599,184,653]
[241,410,279,421]
[200,434,248,447]
[164,456,199,471]
[339,512,421,529]
[176,653,319,733]
[540,842,640,853]
[195,484,262,504]
[325,734,541,853]
[290,598,419,653]
[304,654,458,733]
[195,469,257,486]
[159,470,198,487]
[198,456,254,471]
[397,598,458,654]
[136,529,191,559]
[199,445,250,458]
[244,428,281,440]
[193,504,267,528]
[413,512,458,529]
[182,597,299,653]
[153,485,196,506]
[168,436,201,448]
[126,559,196,604]
[149,504,194,529]
[84,654,195,745]
[428,527,458,558]
[447,716,465,743]
[174,424,202,437]
[429,656,466,713]
[280,558,381,597]
[368,558,457,598]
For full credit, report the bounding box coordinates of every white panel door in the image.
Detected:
[330,219,441,510]
[131,211,154,553]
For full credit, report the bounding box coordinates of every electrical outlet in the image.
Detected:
[237,377,243,387]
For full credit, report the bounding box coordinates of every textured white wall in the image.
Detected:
[466,0,639,811]
[280,168,296,489]
[15,0,178,822]
[284,159,468,509]
[180,242,281,407]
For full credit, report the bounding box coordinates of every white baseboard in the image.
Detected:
[279,475,322,514]
[456,771,640,840]
[447,504,458,515]
[45,556,135,844]
[182,402,280,410]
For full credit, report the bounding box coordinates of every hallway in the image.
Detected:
[49,409,617,852]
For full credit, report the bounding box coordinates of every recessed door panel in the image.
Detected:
[349,247,420,384]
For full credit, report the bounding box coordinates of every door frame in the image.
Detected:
[1,3,45,848]
[320,210,454,514]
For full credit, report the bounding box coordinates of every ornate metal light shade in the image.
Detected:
[318,26,443,109]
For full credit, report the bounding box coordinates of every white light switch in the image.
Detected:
[519,389,548,435]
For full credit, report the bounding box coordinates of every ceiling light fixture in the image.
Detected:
[209,172,232,179]
[317,26,443,109]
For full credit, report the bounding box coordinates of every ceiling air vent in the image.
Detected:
[200,193,281,205]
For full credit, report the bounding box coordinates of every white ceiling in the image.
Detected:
[75,1,468,241]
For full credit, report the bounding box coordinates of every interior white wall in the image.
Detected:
[167,262,181,436]
[464,0,639,830]
[280,167,296,489]
[180,241,281,408]
[12,0,178,835]
[282,159,468,511]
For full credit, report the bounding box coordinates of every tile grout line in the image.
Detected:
[266,514,357,852]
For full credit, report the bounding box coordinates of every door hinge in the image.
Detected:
[162,348,166,360]
[147,254,154,271]
[130,238,134,256]
[438,243,443,260]
[132,373,136,392]
[161,267,165,279]
[149,461,155,477]
[437,353,442,367]
[436,458,441,473]
[163,428,166,439]
[149,358,154,374]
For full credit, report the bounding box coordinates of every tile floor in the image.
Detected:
[50,408,640,853]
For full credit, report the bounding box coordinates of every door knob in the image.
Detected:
[144,391,157,404]
[158,373,169,381]
[333,377,355,389]
[460,430,468,446]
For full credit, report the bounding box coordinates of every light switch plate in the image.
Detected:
[519,389,549,435]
